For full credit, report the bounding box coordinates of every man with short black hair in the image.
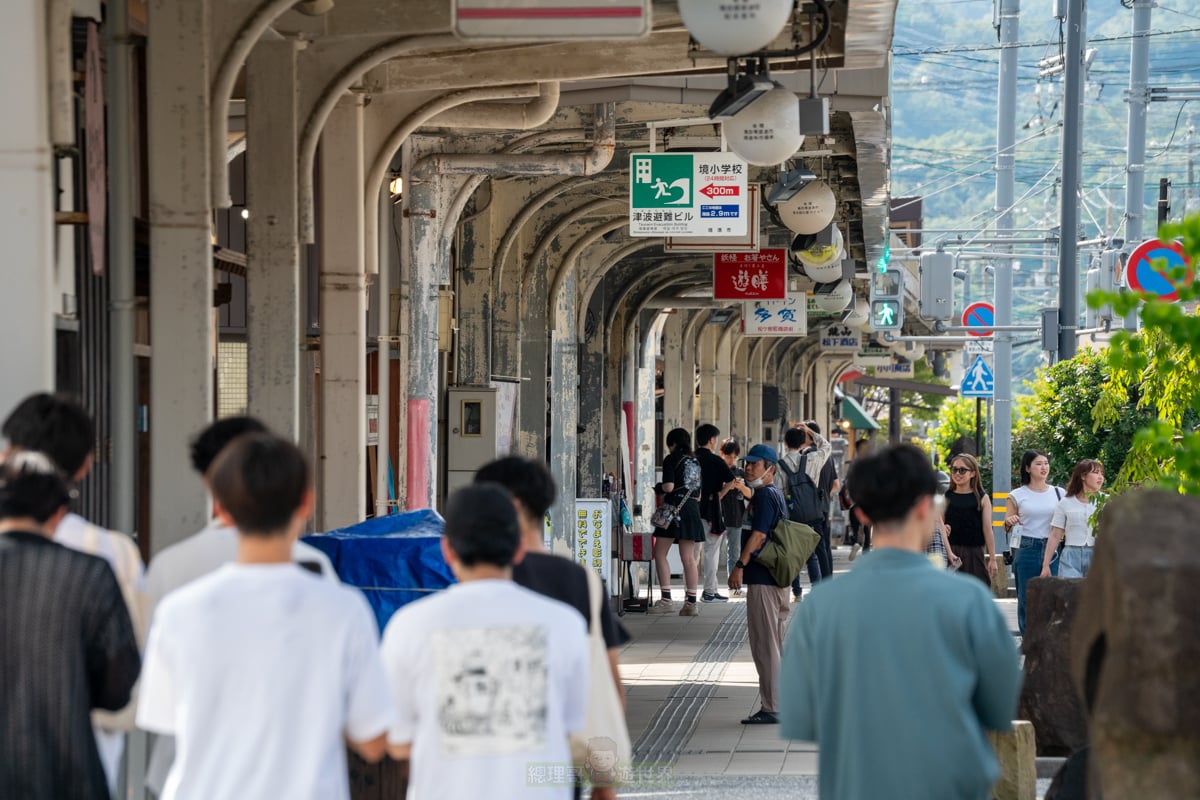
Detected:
[137,434,393,800]
[381,483,588,800]
[694,423,735,602]
[779,444,1021,800]
[727,444,789,725]
[474,456,629,800]
[1,392,146,791]
[0,454,140,800]
[804,421,840,577]
[780,423,830,599]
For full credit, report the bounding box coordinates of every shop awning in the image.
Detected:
[841,395,880,431]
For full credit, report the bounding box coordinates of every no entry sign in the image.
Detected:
[713,249,787,300]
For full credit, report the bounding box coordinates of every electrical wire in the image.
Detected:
[894,26,1200,56]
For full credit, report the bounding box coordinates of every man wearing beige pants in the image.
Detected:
[728,444,791,725]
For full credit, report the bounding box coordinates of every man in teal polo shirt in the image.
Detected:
[779,444,1021,799]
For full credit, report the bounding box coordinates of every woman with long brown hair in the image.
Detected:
[1040,459,1104,579]
[942,453,996,587]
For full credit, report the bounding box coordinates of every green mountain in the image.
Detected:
[892,0,1200,387]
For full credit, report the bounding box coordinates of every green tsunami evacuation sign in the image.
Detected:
[631,154,693,209]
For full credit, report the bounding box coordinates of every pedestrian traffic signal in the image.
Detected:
[869,267,904,332]
[871,300,903,331]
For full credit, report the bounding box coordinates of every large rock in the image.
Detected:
[1018,577,1087,756]
[988,721,1036,800]
[1071,490,1200,799]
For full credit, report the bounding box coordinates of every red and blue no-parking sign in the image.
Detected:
[962,301,995,337]
[1125,239,1193,302]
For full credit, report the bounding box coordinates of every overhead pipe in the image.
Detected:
[361,82,544,275]
[427,82,560,128]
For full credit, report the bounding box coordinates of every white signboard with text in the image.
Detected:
[630,152,748,237]
[743,293,807,336]
[574,498,612,586]
[820,324,861,353]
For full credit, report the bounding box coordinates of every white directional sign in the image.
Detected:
[629,152,749,237]
[966,339,994,355]
[820,324,861,353]
[453,0,651,40]
[961,354,995,398]
[743,293,807,336]
[875,360,915,379]
[856,340,893,367]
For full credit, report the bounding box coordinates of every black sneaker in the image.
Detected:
[701,592,729,603]
[741,709,779,725]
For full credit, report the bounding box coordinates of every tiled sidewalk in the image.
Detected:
[615,547,1023,786]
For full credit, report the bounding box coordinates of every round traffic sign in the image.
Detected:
[962,301,995,338]
[1125,239,1192,301]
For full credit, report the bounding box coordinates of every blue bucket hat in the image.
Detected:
[744,444,779,464]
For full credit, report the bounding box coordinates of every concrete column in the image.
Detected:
[603,296,629,507]
[660,312,685,433]
[680,312,701,427]
[148,0,212,549]
[402,140,448,509]
[813,357,832,435]
[577,288,606,496]
[318,95,367,529]
[246,38,301,439]
[518,251,551,459]
[547,267,578,557]
[715,322,735,437]
[732,340,750,442]
[456,185,495,386]
[697,324,718,424]
[748,340,765,443]
[634,318,659,526]
[0,0,54,417]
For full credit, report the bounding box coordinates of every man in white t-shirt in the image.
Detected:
[140,416,337,796]
[136,433,393,800]
[381,482,588,799]
[2,392,148,793]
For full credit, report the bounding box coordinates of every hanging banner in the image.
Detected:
[453,0,651,40]
[713,249,787,300]
[743,292,806,336]
[820,324,861,353]
[574,498,613,586]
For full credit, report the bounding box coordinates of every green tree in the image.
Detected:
[1088,214,1200,495]
[931,396,979,464]
[1010,352,1151,488]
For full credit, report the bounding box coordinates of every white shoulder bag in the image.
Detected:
[570,569,633,779]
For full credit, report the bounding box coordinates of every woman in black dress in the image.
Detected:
[942,452,997,588]
[650,428,704,615]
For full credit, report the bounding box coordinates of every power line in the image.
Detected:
[894,26,1200,56]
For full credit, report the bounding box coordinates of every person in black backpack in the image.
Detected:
[650,428,704,616]
[778,424,831,600]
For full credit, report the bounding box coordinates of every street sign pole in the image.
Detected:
[993,0,1020,550]
[1057,0,1087,359]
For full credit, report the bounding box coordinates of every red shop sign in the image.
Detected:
[713,249,787,300]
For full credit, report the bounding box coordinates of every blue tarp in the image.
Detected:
[302,509,455,632]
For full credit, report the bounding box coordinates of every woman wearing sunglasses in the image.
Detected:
[942,453,996,588]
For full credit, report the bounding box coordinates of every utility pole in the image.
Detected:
[1057,0,1087,359]
[1123,0,1152,330]
[993,0,1019,550]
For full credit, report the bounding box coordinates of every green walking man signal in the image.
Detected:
[869,267,904,332]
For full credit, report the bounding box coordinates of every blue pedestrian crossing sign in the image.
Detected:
[961,354,994,398]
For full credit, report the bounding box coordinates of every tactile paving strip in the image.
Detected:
[632,604,749,765]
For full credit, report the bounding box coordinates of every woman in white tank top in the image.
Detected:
[1005,451,1062,635]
